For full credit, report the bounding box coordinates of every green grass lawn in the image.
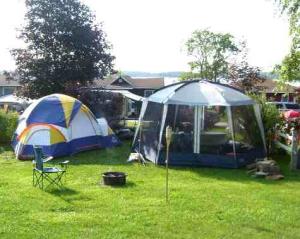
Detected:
[1,143,300,239]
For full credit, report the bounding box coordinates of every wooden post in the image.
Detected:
[290,129,298,171]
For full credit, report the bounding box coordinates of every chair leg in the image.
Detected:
[64,170,67,183]
[42,171,66,190]
[33,170,43,188]
[41,173,44,190]
[33,170,39,187]
[33,170,66,190]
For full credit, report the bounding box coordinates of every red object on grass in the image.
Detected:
[284,110,300,119]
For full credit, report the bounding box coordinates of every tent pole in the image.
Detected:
[173,105,178,129]
[132,100,148,147]
[193,107,198,153]
[165,125,172,203]
[227,106,237,167]
[253,104,267,155]
[156,104,168,164]
[193,106,202,154]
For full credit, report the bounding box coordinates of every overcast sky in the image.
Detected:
[0,0,291,72]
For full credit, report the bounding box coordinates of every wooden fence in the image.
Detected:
[274,129,298,170]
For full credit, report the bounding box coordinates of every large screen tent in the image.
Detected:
[132,80,267,168]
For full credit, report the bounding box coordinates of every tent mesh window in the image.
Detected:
[158,105,236,167]
[231,105,264,159]
[138,102,164,162]
[134,104,265,168]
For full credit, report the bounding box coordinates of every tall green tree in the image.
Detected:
[275,0,300,40]
[275,51,300,82]
[12,0,115,98]
[181,29,240,82]
[275,0,300,82]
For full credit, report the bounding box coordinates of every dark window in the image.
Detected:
[274,103,283,109]
[285,104,300,109]
[144,90,154,97]
[3,87,15,95]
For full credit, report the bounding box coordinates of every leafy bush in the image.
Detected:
[0,110,19,144]
[248,93,283,152]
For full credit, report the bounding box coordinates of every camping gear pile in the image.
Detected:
[12,94,120,159]
[132,80,267,168]
[247,159,284,180]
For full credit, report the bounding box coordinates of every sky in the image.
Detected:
[0,0,291,73]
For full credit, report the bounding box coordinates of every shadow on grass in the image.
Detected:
[50,141,132,166]
[1,141,132,166]
[162,154,300,184]
[0,144,13,151]
[46,187,91,203]
[47,187,78,196]
[100,181,136,188]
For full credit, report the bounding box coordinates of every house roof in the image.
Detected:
[92,75,165,90]
[257,79,298,93]
[0,75,20,87]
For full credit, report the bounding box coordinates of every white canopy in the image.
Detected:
[0,94,31,106]
[111,90,144,101]
[148,80,254,106]
[90,89,144,101]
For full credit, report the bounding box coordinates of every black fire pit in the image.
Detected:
[102,172,127,186]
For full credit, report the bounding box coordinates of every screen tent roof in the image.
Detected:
[147,80,254,106]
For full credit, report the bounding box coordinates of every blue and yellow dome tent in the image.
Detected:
[12,94,120,159]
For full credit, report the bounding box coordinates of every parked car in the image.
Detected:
[266,102,300,112]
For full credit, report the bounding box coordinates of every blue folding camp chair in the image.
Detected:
[32,146,69,189]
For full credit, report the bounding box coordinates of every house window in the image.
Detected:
[144,90,154,97]
[3,86,15,96]
[281,94,289,102]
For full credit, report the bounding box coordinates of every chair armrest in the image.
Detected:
[59,160,70,165]
[43,156,53,163]
[59,160,70,169]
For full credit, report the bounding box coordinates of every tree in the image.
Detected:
[275,0,300,40]
[12,0,115,98]
[182,29,240,82]
[228,43,266,92]
[229,62,265,92]
[275,51,300,82]
[274,0,300,82]
[78,89,123,124]
[179,71,202,81]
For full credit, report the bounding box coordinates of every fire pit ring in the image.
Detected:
[102,172,127,186]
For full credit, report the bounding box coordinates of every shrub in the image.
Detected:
[248,93,283,153]
[0,110,19,144]
[248,94,282,133]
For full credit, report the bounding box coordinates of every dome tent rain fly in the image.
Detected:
[132,80,266,168]
[12,94,120,159]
